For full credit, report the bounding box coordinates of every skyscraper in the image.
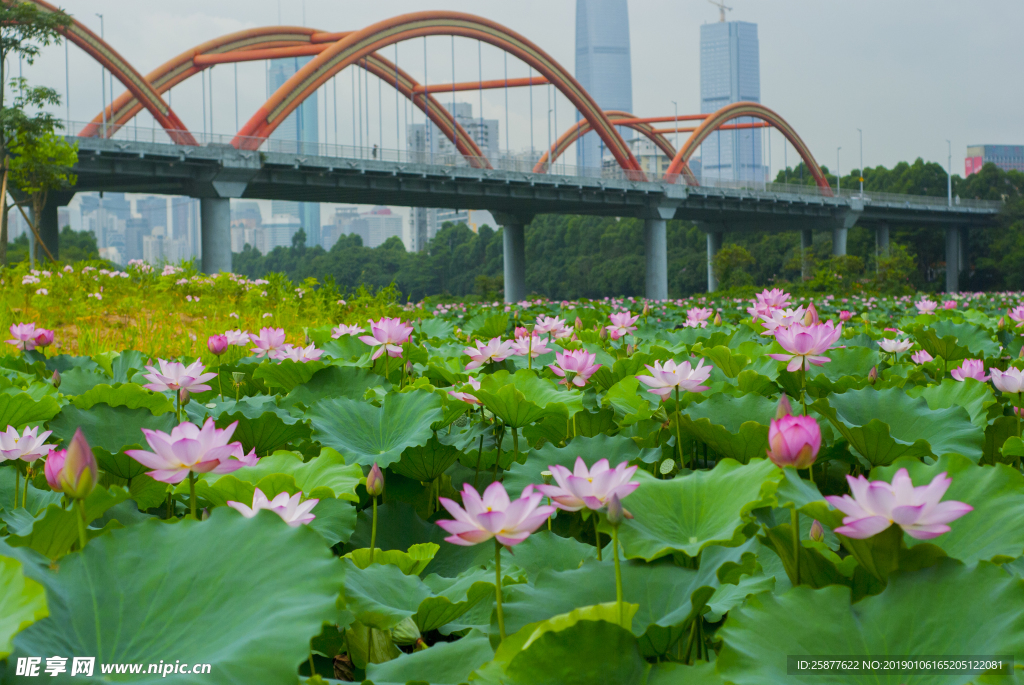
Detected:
[700,19,763,182]
[267,57,321,248]
[574,0,633,171]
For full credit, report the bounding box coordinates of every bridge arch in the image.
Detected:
[232,11,642,174]
[665,101,831,193]
[533,110,679,174]
[28,0,196,145]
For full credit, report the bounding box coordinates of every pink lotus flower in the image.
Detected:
[514,326,529,339]
[825,469,972,540]
[249,327,287,357]
[331,324,364,338]
[915,299,938,315]
[437,481,554,547]
[271,343,324,363]
[759,307,807,334]
[549,349,600,388]
[769,321,843,372]
[747,288,791,320]
[1007,306,1024,328]
[879,338,913,355]
[534,315,568,336]
[143,359,218,394]
[464,337,515,370]
[910,350,934,364]
[126,418,257,483]
[6,322,39,350]
[227,487,318,527]
[33,328,54,348]
[48,429,97,500]
[767,414,821,469]
[535,457,639,511]
[224,329,251,347]
[839,310,853,322]
[0,426,55,462]
[636,359,712,399]
[207,334,228,356]
[951,359,989,382]
[942,300,958,310]
[991,367,1024,394]
[605,312,639,340]
[510,335,551,359]
[448,376,482,404]
[359,317,413,360]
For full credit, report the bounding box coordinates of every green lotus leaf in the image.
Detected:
[0,392,60,430]
[0,555,48,660]
[4,485,129,560]
[304,496,358,546]
[345,543,440,575]
[215,408,312,457]
[471,370,579,428]
[309,391,443,468]
[55,367,111,396]
[913,326,971,363]
[284,365,387,412]
[0,469,62,515]
[365,629,493,685]
[929,320,1000,358]
[416,317,456,341]
[717,560,1024,685]
[415,574,495,633]
[338,559,433,631]
[906,378,999,428]
[695,345,750,379]
[393,436,463,481]
[70,382,174,414]
[646,661,722,685]
[209,448,362,502]
[807,345,879,382]
[677,393,777,464]
[498,530,598,582]
[606,458,781,561]
[48,402,176,457]
[469,312,510,339]
[602,375,657,425]
[252,359,327,391]
[814,387,982,466]
[10,508,343,683]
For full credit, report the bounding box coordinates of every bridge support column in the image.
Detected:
[37,196,62,261]
[644,218,667,300]
[706,231,722,292]
[800,229,813,280]
[946,226,960,293]
[200,197,232,274]
[493,213,531,304]
[832,227,847,257]
[875,223,890,262]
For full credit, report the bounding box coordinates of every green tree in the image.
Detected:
[712,244,755,289]
[8,129,77,261]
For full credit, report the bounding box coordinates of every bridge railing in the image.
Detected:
[65,121,1003,211]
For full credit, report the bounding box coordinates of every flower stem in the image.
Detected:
[495,538,506,642]
[22,466,30,506]
[473,433,484,490]
[800,366,808,416]
[14,468,19,509]
[217,372,223,402]
[370,496,378,564]
[594,513,602,561]
[75,498,88,551]
[308,652,317,677]
[612,522,624,627]
[674,387,685,469]
[189,471,197,520]
[790,507,801,586]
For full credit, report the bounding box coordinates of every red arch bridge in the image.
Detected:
[27,4,999,297]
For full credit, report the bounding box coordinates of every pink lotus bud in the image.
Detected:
[51,369,61,389]
[33,328,54,348]
[868,366,878,384]
[766,414,821,469]
[207,334,229,356]
[625,344,634,356]
[776,394,793,419]
[366,462,384,497]
[514,326,528,339]
[179,387,190,405]
[998,317,1006,330]
[809,519,824,542]
[575,316,583,331]
[839,310,853,322]
[713,312,722,326]
[60,429,97,500]
[44,449,66,491]
[642,303,650,317]
[599,326,607,339]
[803,303,819,326]
[606,493,632,526]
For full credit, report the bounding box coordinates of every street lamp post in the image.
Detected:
[96,14,105,137]
[946,139,952,207]
[836,147,841,194]
[672,100,678,151]
[857,128,863,196]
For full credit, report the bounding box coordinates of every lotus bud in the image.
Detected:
[44,448,66,491]
[304,327,311,345]
[713,312,722,326]
[33,328,54,348]
[998,317,1006,330]
[179,387,190,405]
[59,429,97,500]
[776,394,793,419]
[207,334,228,356]
[766,415,821,470]
[625,344,634,357]
[51,369,61,389]
[599,326,607,339]
[642,303,649,317]
[809,519,824,542]
[803,302,819,326]
[514,326,528,339]
[606,493,632,526]
[366,462,384,497]
[575,316,583,331]
[868,366,878,384]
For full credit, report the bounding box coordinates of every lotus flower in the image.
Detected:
[464,337,515,370]
[143,358,218,394]
[53,429,97,500]
[825,469,972,540]
[44,448,65,491]
[746,288,792,320]
[911,350,934,364]
[951,359,989,382]
[224,329,251,346]
[759,306,807,334]
[766,414,821,469]
[6,322,38,350]
[605,312,639,340]
[359,317,413,360]
[437,481,555,547]
[365,463,385,497]
[535,457,639,512]
[769,321,843,372]
[534,315,569,336]
[227,487,318,527]
[249,327,287,357]
[991,367,1024,394]
[1008,306,1024,328]
[331,324,364,338]
[271,343,324,363]
[942,300,958,310]
[839,310,854,322]
[549,349,600,388]
[0,426,55,462]
[448,376,482,404]
[915,299,938,315]
[33,328,54,348]
[879,338,913,355]
[636,359,712,399]
[687,307,714,326]
[207,334,228,356]
[126,418,256,483]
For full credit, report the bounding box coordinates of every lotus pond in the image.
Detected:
[2,267,1024,683]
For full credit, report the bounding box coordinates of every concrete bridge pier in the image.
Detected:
[946,226,960,293]
[800,229,813,280]
[706,229,723,292]
[832,199,863,257]
[875,222,890,261]
[495,212,532,304]
[643,218,668,301]
[200,197,232,274]
[832,227,848,257]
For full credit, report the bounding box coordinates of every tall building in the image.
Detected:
[700,18,763,183]
[267,57,321,247]
[350,207,403,248]
[965,145,1024,176]
[574,0,633,171]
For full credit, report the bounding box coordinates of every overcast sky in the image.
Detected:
[24,0,1023,180]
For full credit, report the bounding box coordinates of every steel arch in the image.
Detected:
[665,101,831,192]
[28,0,196,145]
[232,11,642,173]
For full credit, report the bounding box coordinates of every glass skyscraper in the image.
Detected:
[574,0,633,172]
[700,20,763,183]
[267,57,321,247]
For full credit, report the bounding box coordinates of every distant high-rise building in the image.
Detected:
[700,18,763,182]
[268,57,321,247]
[351,207,404,248]
[574,0,633,171]
[124,217,151,263]
[230,201,263,252]
[965,145,1024,176]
